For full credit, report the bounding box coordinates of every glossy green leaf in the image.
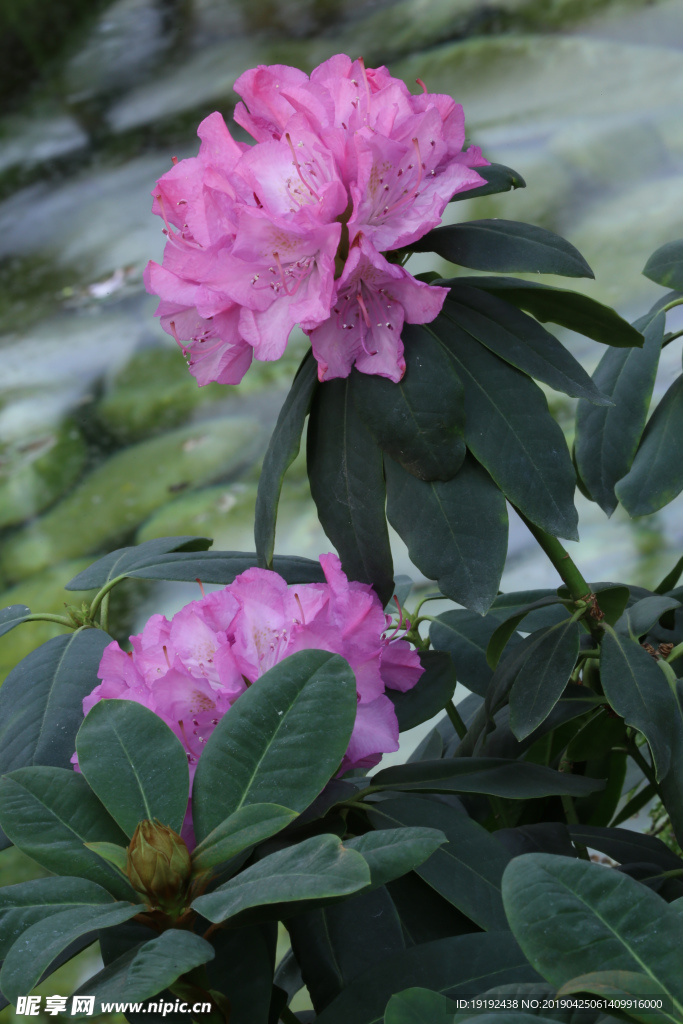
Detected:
[387,651,456,732]
[486,598,570,670]
[575,311,664,515]
[192,650,356,841]
[558,971,670,1024]
[68,550,325,589]
[0,767,134,899]
[367,796,510,930]
[84,842,128,875]
[413,220,593,278]
[502,853,683,1020]
[371,757,603,800]
[445,276,644,348]
[385,453,507,614]
[0,629,112,852]
[255,351,318,568]
[615,595,681,638]
[655,555,683,595]
[430,610,514,697]
[431,316,578,539]
[509,619,580,740]
[616,373,683,516]
[288,888,405,1013]
[0,604,31,638]
[0,877,114,959]
[449,162,526,202]
[442,287,610,404]
[345,828,446,887]
[65,536,212,590]
[600,626,681,780]
[350,329,466,482]
[591,585,631,626]
[384,987,457,1024]
[76,700,189,838]
[643,239,683,292]
[72,931,215,1014]
[0,901,145,1004]
[307,377,394,604]
[207,924,276,1024]
[191,804,298,872]
[192,833,371,923]
[314,933,539,1024]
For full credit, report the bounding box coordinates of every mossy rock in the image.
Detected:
[0,558,91,684]
[136,482,258,547]
[0,415,262,582]
[97,345,226,443]
[0,419,86,529]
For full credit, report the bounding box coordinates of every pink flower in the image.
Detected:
[74,555,423,843]
[144,55,487,386]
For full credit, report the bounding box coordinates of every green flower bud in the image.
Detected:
[126,819,192,913]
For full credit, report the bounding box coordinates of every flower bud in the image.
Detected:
[126,819,192,912]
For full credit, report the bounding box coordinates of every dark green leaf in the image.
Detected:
[307,377,394,604]
[449,163,526,202]
[600,626,680,780]
[387,651,456,732]
[509,619,580,740]
[0,767,134,899]
[207,924,276,1024]
[192,651,356,841]
[655,555,683,595]
[616,373,683,516]
[442,287,610,404]
[255,351,318,568]
[0,901,144,1004]
[615,595,681,638]
[558,971,670,1023]
[345,828,446,887]
[65,536,212,590]
[76,700,190,837]
[192,833,371,923]
[431,316,578,539]
[502,853,683,1019]
[69,551,325,589]
[575,311,664,516]
[643,239,683,292]
[370,758,603,800]
[0,877,114,959]
[430,610,519,698]
[385,453,508,614]
[590,585,631,626]
[72,931,215,1014]
[413,220,593,278]
[288,887,406,1013]
[191,804,298,872]
[567,825,683,873]
[367,795,510,930]
[350,330,466,482]
[443,277,644,348]
[0,629,112,849]
[0,604,31,638]
[486,598,570,670]
[314,933,539,1024]
[384,987,458,1024]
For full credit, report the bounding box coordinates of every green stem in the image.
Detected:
[560,796,590,860]
[512,507,591,601]
[627,733,661,795]
[99,591,110,634]
[445,700,467,740]
[661,296,683,314]
[667,641,683,663]
[279,1004,300,1024]
[89,575,125,622]
[24,612,76,628]
[662,328,683,348]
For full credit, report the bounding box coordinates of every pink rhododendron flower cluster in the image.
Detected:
[74,554,422,837]
[144,54,487,385]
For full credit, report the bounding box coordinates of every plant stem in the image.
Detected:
[445,700,467,740]
[279,1004,300,1024]
[627,733,660,795]
[560,796,590,860]
[89,574,125,622]
[99,591,110,634]
[512,507,590,601]
[24,613,76,628]
[661,296,683,314]
[667,641,683,663]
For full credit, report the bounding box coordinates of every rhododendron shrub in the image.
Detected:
[4,51,683,1024]
[144,54,487,385]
